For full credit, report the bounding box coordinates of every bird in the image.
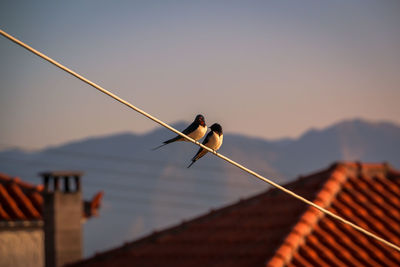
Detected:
[152,114,207,150]
[187,123,223,168]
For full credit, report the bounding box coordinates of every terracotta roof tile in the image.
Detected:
[0,203,11,220]
[322,219,395,266]
[319,226,379,266]
[0,183,26,220]
[69,162,400,267]
[0,172,103,222]
[6,182,41,219]
[307,230,349,266]
[288,254,313,267]
[29,191,43,213]
[283,163,400,267]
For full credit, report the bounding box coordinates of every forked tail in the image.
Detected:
[151,143,167,151]
[187,160,196,168]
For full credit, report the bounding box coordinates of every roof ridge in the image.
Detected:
[0,172,43,191]
[0,172,103,222]
[0,173,13,182]
[266,163,349,267]
[71,178,310,264]
[77,190,275,262]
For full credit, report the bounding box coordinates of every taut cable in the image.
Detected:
[1,29,399,252]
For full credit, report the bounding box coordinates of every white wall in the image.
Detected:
[0,228,44,267]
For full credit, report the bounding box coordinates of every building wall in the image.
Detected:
[44,191,83,267]
[0,227,44,267]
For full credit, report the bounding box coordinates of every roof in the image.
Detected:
[268,162,400,267]
[70,162,400,267]
[0,172,103,222]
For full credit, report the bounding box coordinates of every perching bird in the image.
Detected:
[187,123,223,168]
[152,114,207,150]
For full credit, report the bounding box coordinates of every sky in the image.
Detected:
[1,0,400,150]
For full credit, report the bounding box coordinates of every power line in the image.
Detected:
[0,155,262,193]
[1,29,399,252]
[0,165,207,212]
[0,151,271,190]
[104,193,207,210]
[0,141,295,179]
[84,178,234,202]
[103,195,203,214]
[39,150,268,187]
[46,149,221,172]
[102,205,186,217]
[0,156,252,212]
[0,155,256,209]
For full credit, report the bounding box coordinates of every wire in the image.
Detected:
[1,29,399,252]
[0,164,206,212]
[103,204,185,217]
[104,193,207,210]
[47,148,222,172]
[0,142,295,178]
[84,178,234,201]
[1,155,256,211]
[0,155,261,193]
[0,146,287,192]
[0,154,258,213]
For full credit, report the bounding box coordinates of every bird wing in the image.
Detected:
[162,135,183,145]
[191,130,213,161]
[181,121,199,135]
[161,121,199,145]
[192,148,208,162]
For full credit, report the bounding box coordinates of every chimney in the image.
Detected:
[41,171,84,267]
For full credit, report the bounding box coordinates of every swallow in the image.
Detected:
[187,123,223,168]
[152,114,207,150]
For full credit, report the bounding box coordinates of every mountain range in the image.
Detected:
[1,118,399,257]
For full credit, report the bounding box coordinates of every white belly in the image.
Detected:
[187,125,207,141]
[206,132,223,150]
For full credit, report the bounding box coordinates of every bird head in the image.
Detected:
[210,123,223,135]
[195,114,206,126]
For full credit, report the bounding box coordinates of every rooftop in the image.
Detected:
[0,172,103,223]
[70,162,400,267]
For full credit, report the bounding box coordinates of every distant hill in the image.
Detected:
[1,118,399,257]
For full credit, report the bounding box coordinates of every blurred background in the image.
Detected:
[1,0,399,258]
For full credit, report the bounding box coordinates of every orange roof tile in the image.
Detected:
[0,183,26,220]
[270,162,400,267]
[69,162,400,267]
[0,172,103,222]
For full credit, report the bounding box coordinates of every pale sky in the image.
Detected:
[1,0,400,150]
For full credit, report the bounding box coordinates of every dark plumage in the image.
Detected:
[187,123,223,168]
[152,114,207,150]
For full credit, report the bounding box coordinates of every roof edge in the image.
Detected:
[0,172,103,221]
[0,220,44,228]
[266,162,349,267]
